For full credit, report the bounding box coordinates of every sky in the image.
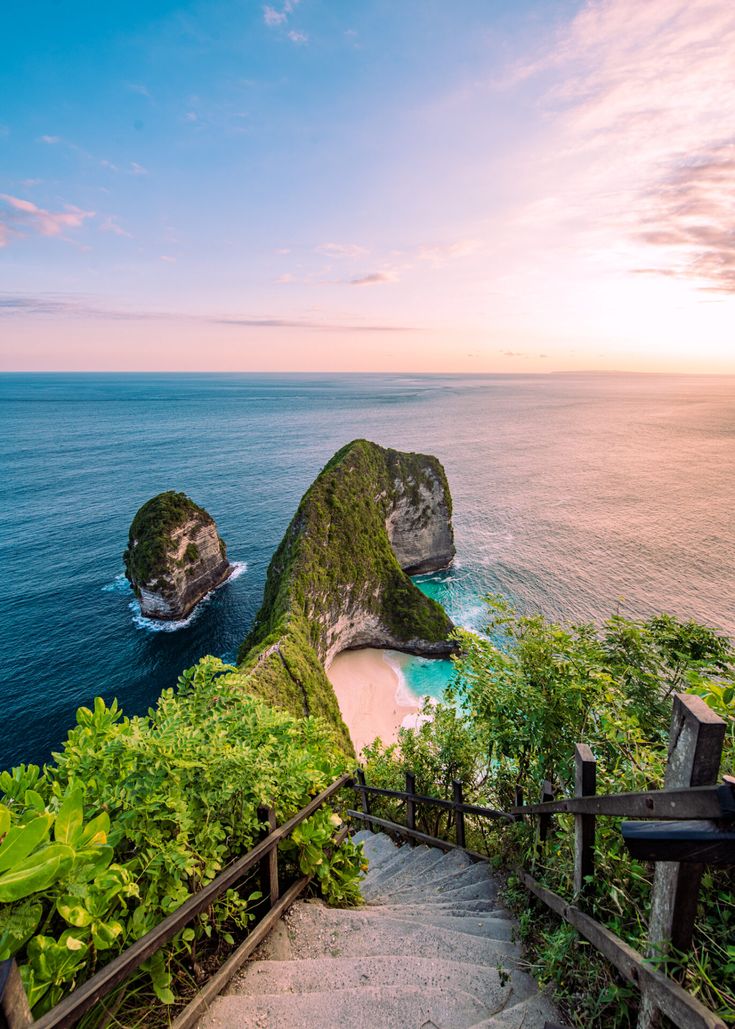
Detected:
[1,0,734,373]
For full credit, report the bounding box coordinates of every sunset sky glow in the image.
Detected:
[1,0,734,372]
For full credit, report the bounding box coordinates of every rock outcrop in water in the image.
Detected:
[232,440,456,752]
[124,491,232,620]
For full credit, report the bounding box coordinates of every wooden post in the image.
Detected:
[0,959,33,1029]
[537,779,555,857]
[405,771,416,835]
[514,785,524,822]
[453,780,466,849]
[257,806,279,907]
[574,744,596,904]
[356,769,370,817]
[637,693,725,1029]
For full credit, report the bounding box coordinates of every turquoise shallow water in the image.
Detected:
[1,372,734,769]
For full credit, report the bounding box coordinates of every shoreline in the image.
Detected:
[326,648,424,755]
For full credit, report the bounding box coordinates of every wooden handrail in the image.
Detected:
[21,772,353,1029]
[351,782,511,821]
[511,782,733,819]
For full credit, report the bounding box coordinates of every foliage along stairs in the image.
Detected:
[197,829,560,1028]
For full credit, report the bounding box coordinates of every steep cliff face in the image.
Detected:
[233,440,456,752]
[124,491,232,620]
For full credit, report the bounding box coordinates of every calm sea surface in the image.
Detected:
[1,372,733,770]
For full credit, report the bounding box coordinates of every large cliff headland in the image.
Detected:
[233,440,456,752]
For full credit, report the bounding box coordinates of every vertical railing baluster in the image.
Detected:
[356,769,370,819]
[453,780,466,849]
[257,806,279,906]
[574,744,596,906]
[537,779,555,860]
[0,958,32,1029]
[637,694,725,1029]
[405,771,416,839]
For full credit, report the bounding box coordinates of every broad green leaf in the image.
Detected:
[0,804,11,838]
[77,811,110,847]
[55,786,84,845]
[0,843,74,902]
[0,815,53,873]
[56,897,93,927]
[69,846,114,884]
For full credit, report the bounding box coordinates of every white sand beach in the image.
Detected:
[326,648,420,755]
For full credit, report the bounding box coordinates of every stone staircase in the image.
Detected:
[197,830,560,1028]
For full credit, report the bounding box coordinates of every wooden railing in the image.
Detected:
[0,773,354,1029]
[349,693,734,1029]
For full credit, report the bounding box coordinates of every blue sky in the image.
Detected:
[2,0,734,371]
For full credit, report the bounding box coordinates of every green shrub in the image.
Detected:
[364,599,735,1027]
[0,657,364,1022]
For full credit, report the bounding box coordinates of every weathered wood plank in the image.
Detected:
[622,819,735,865]
[352,782,509,820]
[32,772,352,1029]
[637,693,726,1029]
[0,959,33,1029]
[518,870,727,1029]
[511,783,725,819]
[574,744,596,902]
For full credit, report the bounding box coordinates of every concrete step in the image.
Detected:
[195,830,559,1029]
[257,901,518,965]
[367,856,492,900]
[361,843,445,891]
[200,983,503,1029]
[372,875,499,907]
[229,955,515,1000]
[353,831,398,870]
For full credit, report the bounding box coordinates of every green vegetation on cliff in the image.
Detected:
[236,440,456,753]
[124,490,214,590]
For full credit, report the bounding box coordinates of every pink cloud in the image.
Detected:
[0,194,95,245]
[513,0,735,293]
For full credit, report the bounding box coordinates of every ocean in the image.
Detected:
[1,372,733,770]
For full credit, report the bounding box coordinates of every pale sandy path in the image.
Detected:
[326,648,419,756]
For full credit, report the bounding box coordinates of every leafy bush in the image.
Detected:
[0,657,364,1022]
[363,599,735,1027]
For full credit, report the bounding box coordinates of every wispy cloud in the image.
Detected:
[316,242,368,258]
[38,135,61,145]
[263,1,307,42]
[417,239,481,265]
[349,271,397,286]
[516,0,735,293]
[0,292,416,332]
[0,194,95,246]
[100,216,131,238]
[125,82,152,98]
[129,161,148,176]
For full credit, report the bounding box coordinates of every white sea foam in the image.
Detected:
[101,573,131,593]
[130,561,247,633]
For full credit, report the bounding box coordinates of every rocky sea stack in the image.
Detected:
[232,439,456,752]
[124,491,232,620]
